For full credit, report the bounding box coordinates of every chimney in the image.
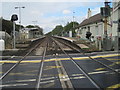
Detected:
[87,8,92,18]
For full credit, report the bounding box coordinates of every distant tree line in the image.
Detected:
[46,21,79,37]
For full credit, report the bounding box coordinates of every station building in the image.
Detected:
[20,28,43,40]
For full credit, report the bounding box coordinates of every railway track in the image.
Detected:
[53,36,120,74]
[1,37,46,80]
[1,36,120,89]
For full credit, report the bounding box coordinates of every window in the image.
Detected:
[88,26,90,32]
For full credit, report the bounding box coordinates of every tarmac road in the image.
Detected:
[1,52,120,89]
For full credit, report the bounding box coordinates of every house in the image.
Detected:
[76,8,113,39]
[75,7,114,50]
[111,0,120,50]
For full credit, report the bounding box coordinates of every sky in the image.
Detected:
[0,0,113,34]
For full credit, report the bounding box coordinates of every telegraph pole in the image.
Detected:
[32,20,37,26]
[71,11,75,37]
[73,11,75,29]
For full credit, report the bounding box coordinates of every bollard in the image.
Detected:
[0,39,5,51]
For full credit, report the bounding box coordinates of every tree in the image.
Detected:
[46,21,79,37]
[1,18,21,35]
[26,25,35,28]
[51,25,63,36]
[64,21,79,37]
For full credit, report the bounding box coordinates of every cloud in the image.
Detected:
[2,2,104,34]
[31,11,39,15]
[92,7,100,15]
[31,11,44,16]
[1,0,104,2]
[62,10,71,14]
[35,15,85,34]
[0,3,2,16]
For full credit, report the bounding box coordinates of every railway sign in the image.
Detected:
[113,21,119,23]
[113,19,120,24]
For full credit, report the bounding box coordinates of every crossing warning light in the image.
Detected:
[100,7,110,17]
[11,14,18,22]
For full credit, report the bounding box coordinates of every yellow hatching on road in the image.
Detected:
[95,60,120,71]
[106,84,120,90]
[0,54,119,64]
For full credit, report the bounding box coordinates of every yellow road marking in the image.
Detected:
[108,59,120,60]
[0,72,2,74]
[106,84,120,89]
[8,72,35,76]
[0,54,119,63]
[95,68,105,71]
[95,61,120,71]
[44,66,61,70]
[114,61,120,64]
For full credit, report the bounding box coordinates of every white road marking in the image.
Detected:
[43,82,55,88]
[88,71,108,75]
[70,76,86,79]
[11,56,15,58]
[2,69,119,88]
[40,80,55,84]
[0,83,28,87]
[41,76,56,81]
[55,59,74,89]
[15,79,36,82]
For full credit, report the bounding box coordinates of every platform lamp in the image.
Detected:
[15,6,25,40]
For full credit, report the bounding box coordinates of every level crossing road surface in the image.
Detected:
[0,36,120,89]
[1,52,120,89]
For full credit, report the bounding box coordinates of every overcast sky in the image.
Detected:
[1,0,112,34]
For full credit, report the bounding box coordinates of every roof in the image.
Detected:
[21,28,38,31]
[78,13,102,27]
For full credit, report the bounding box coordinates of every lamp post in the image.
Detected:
[61,20,66,36]
[72,11,76,37]
[32,20,37,26]
[73,11,75,29]
[15,6,25,39]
